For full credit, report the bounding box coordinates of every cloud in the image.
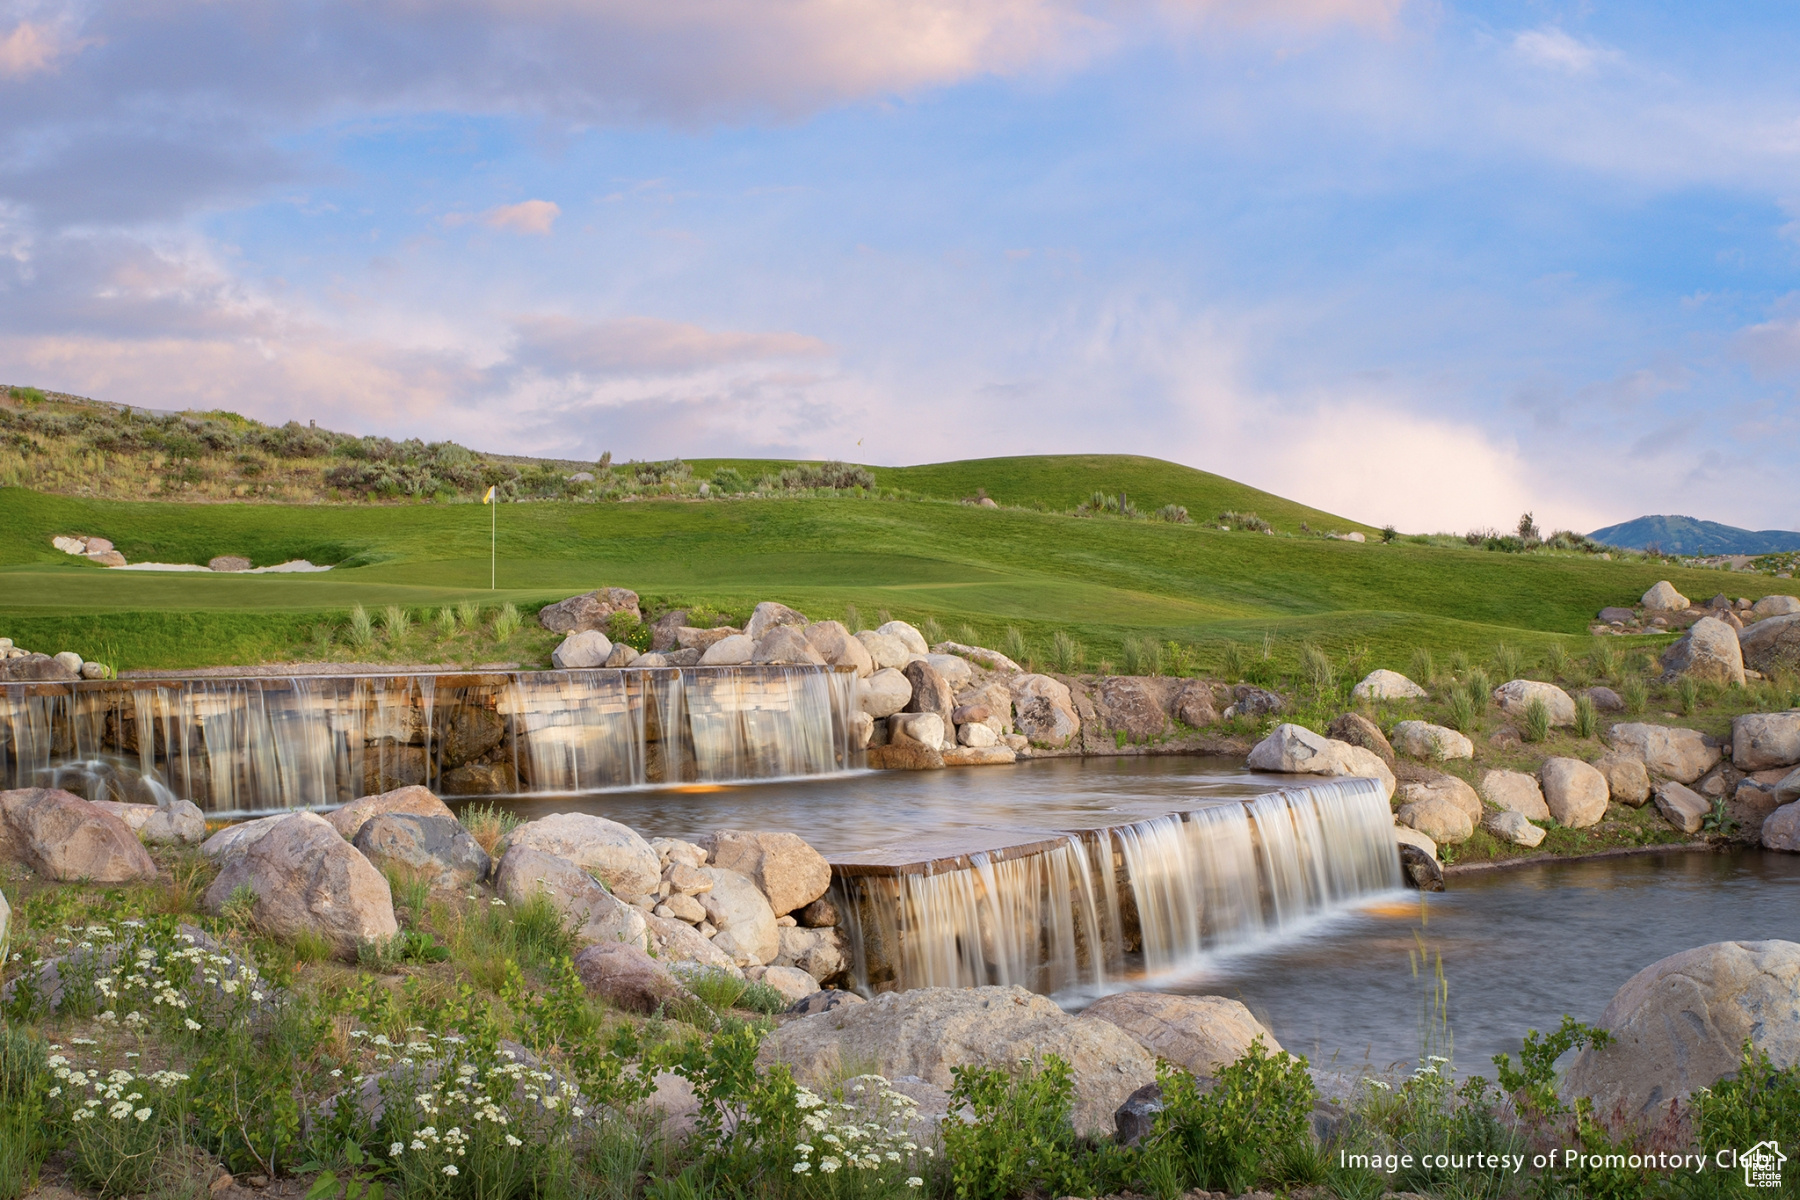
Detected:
[510,315,829,376]
[443,199,562,235]
[1733,314,1800,376]
[1511,27,1617,75]
[0,20,77,79]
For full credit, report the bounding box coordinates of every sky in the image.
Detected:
[2,1,1799,535]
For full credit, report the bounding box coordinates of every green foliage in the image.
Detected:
[1574,692,1598,738]
[1545,641,1571,679]
[606,609,652,651]
[434,606,458,637]
[1218,640,1247,683]
[921,615,944,645]
[1678,675,1701,716]
[1521,696,1552,743]
[380,604,410,639]
[348,604,375,650]
[0,1022,50,1198]
[493,602,521,641]
[1002,625,1026,663]
[942,1056,1082,1200]
[1694,1041,1800,1162]
[1445,689,1478,733]
[1300,642,1335,694]
[1589,640,1622,681]
[1622,676,1649,714]
[1050,629,1083,673]
[1492,1015,1614,1118]
[843,603,863,633]
[1140,1039,1315,1196]
[1408,645,1435,686]
[1492,642,1521,680]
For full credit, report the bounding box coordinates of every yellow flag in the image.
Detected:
[483,485,495,504]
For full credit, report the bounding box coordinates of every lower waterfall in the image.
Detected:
[833,776,1403,996]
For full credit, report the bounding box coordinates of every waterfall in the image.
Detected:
[834,777,1402,996]
[0,666,862,816]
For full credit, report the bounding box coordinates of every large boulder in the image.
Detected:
[1396,776,1482,823]
[1739,614,1800,675]
[1485,810,1545,848]
[1565,940,1800,1119]
[1172,680,1220,730]
[494,845,649,948]
[1009,674,1080,747]
[773,926,848,982]
[1777,768,1800,806]
[1764,803,1800,851]
[1398,794,1474,844]
[1095,677,1171,741]
[201,812,294,860]
[326,784,456,841]
[505,812,661,897]
[889,712,947,751]
[439,707,506,766]
[1732,712,1800,772]
[573,942,692,1015]
[1659,617,1745,687]
[203,812,397,958]
[802,621,874,676]
[859,668,912,718]
[1539,758,1608,828]
[537,588,641,633]
[922,653,975,690]
[1351,669,1427,701]
[698,867,779,965]
[875,620,929,656]
[552,630,613,669]
[0,788,158,883]
[699,634,755,666]
[745,601,809,642]
[90,799,207,845]
[752,626,827,666]
[1595,751,1652,807]
[1479,770,1551,820]
[1653,781,1709,834]
[0,653,79,682]
[901,660,956,727]
[643,913,742,977]
[699,831,832,916]
[759,985,1156,1137]
[1327,712,1393,764]
[1246,724,1395,797]
[352,814,491,891]
[1084,992,1283,1078]
[1751,595,1800,618]
[675,626,741,652]
[1389,720,1473,761]
[1492,680,1577,726]
[855,631,910,670]
[1641,581,1689,612]
[1606,723,1721,784]
[441,761,520,796]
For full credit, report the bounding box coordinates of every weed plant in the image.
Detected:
[1520,697,1552,743]
[348,605,376,651]
[1678,676,1701,716]
[493,603,521,641]
[381,605,411,640]
[1218,641,1247,683]
[921,616,944,645]
[1409,646,1435,686]
[1574,693,1598,739]
[1002,627,1027,664]
[1050,630,1083,673]
[1445,690,1478,732]
[1491,643,1521,680]
[843,603,863,633]
[1622,677,1649,714]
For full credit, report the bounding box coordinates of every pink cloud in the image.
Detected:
[0,20,78,78]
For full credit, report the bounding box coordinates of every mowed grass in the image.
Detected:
[0,464,1749,673]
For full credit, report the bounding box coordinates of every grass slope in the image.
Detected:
[0,481,1752,674]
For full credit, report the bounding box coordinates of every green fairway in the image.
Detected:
[0,457,1754,675]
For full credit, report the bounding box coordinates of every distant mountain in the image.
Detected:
[1589,514,1800,555]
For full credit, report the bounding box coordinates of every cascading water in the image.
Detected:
[833,776,1403,996]
[0,666,862,816]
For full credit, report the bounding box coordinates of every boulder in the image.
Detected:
[505,812,661,896]
[875,620,929,656]
[902,660,956,727]
[352,814,491,890]
[922,653,974,689]
[848,710,874,750]
[745,601,808,642]
[1394,828,1444,891]
[699,831,832,916]
[1732,712,1800,772]
[855,631,911,670]
[931,642,1023,673]
[859,668,913,718]
[208,555,251,572]
[698,867,779,964]
[1764,803,1800,851]
[1389,720,1473,761]
[652,837,709,869]
[0,788,159,883]
[1246,724,1396,797]
[1172,680,1219,730]
[802,621,874,676]
[1739,614,1800,675]
[326,784,456,841]
[1485,810,1545,848]
[1398,795,1474,844]
[1606,723,1721,784]
[1776,767,1800,806]
[439,707,506,766]
[552,630,614,670]
[573,942,692,1015]
[1539,758,1609,828]
[756,965,821,1006]
[493,845,649,949]
[1479,770,1551,820]
[650,609,689,651]
[201,812,295,860]
[1751,595,1800,618]
[1096,677,1171,741]
[604,643,640,668]
[1083,992,1283,1077]
[1009,674,1080,747]
[1396,776,1481,823]
[787,989,865,1017]
[1653,781,1709,834]
[643,913,742,977]
[698,634,755,666]
[1659,617,1745,687]
[865,743,946,770]
[0,653,78,682]
[1326,712,1393,764]
[440,762,520,796]
[958,722,999,748]
[1230,685,1287,716]
[890,712,947,751]
[758,985,1156,1137]
[1598,606,1636,624]
[664,648,702,667]
[1351,669,1427,701]
[675,626,741,651]
[1595,752,1652,806]
[658,893,706,923]
[1727,783,1780,841]
[53,652,84,676]
[752,626,826,666]
[90,798,207,845]
[1565,940,1800,1118]
[1492,680,1577,726]
[537,588,641,633]
[941,744,1017,766]
[1586,686,1626,712]
[202,812,397,959]
[1641,581,1689,611]
[773,926,848,982]
[798,896,839,927]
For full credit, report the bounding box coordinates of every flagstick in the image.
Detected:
[490,493,496,590]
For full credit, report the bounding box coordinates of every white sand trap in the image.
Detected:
[111,559,333,573]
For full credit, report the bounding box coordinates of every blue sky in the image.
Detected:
[2,0,1798,532]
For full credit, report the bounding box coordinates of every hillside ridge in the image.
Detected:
[1589,513,1800,555]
